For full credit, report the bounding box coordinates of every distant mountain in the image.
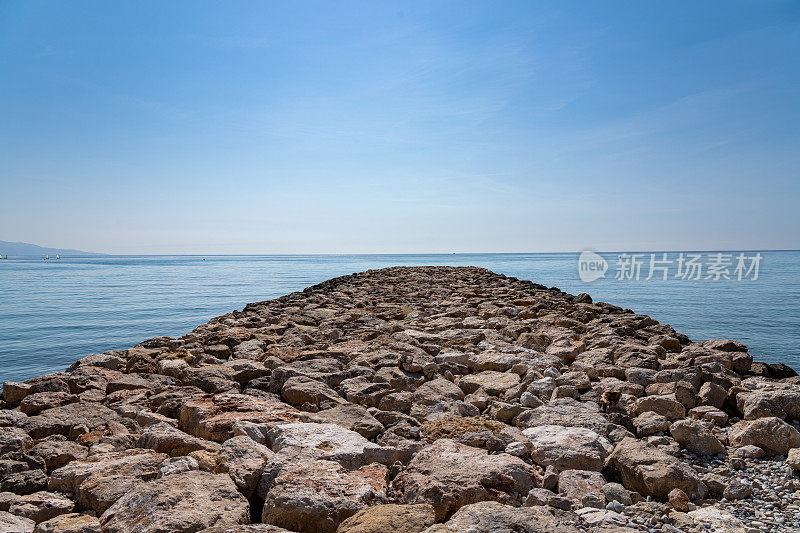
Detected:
[0,240,104,258]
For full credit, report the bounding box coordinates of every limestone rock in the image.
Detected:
[608,437,704,500]
[99,471,249,533]
[302,403,384,439]
[0,511,35,533]
[423,501,579,532]
[0,427,33,455]
[557,469,606,505]
[137,422,220,456]
[260,459,388,533]
[632,412,670,437]
[219,435,273,493]
[393,439,540,520]
[49,449,167,514]
[516,398,609,434]
[266,422,395,469]
[522,425,611,471]
[787,447,800,471]
[669,419,725,456]
[33,513,101,533]
[336,503,435,533]
[179,393,301,442]
[7,491,74,524]
[728,417,800,456]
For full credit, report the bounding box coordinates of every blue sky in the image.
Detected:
[1,1,798,253]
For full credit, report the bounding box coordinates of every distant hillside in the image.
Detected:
[0,240,104,258]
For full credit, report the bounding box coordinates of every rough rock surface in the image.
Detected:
[99,470,249,532]
[393,438,539,520]
[1,266,798,532]
[336,503,435,533]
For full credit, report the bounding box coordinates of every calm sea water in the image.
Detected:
[1,252,798,383]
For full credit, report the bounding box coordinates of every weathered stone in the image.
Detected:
[0,511,35,533]
[632,412,670,437]
[49,449,166,514]
[516,398,609,434]
[458,371,520,397]
[266,422,395,469]
[557,469,605,504]
[33,513,101,533]
[688,405,728,425]
[336,503,435,533]
[631,395,685,420]
[424,501,580,532]
[1,470,48,495]
[18,403,124,440]
[219,435,273,492]
[179,393,301,442]
[728,416,800,456]
[522,425,611,471]
[669,419,726,456]
[393,439,540,520]
[99,471,248,532]
[7,491,74,524]
[302,403,384,439]
[281,376,342,408]
[260,459,388,533]
[608,437,704,500]
[137,422,220,456]
[29,439,88,473]
[0,427,33,455]
[157,456,198,478]
[787,447,800,470]
[3,382,32,406]
[688,506,747,532]
[19,393,79,416]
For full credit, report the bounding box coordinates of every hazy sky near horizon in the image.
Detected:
[1,1,799,254]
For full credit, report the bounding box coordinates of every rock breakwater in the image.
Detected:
[2,266,799,532]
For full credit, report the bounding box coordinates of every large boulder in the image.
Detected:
[736,388,800,420]
[99,471,249,532]
[32,513,101,533]
[219,435,274,493]
[266,423,396,469]
[302,403,384,439]
[608,437,704,500]
[137,422,220,456]
[522,425,611,471]
[393,439,540,520]
[0,427,33,455]
[458,371,520,397]
[669,419,726,456]
[516,398,609,434]
[259,459,388,533]
[7,491,74,524]
[557,469,606,504]
[630,395,685,420]
[728,417,800,456]
[0,511,35,533]
[18,403,124,439]
[336,504,435,533]
[29,439,88,473]
[48,449,167,514]
[422,501,580,533]
[179,393,301,442]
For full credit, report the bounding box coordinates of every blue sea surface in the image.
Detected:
[1,252,798,383]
